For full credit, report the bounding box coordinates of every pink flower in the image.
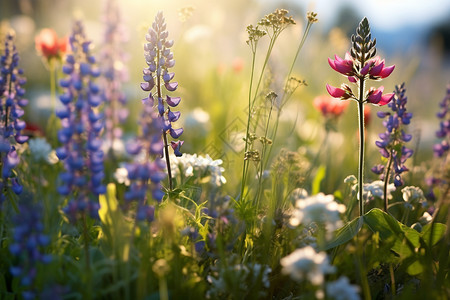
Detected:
[367,86,394,106]
[313,95,349,118]
[364,56,395,79]
[328,53,354,76]
[326,84,346,98]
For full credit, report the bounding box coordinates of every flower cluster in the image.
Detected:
[326,18,394,106]
[8,201,52,299]
[326,276,361,300]
[124,109,166,221]
[289,193,346,235]
[56,20,105,222]
[100,0,129,149]
[0,32,28,201]
[372,83,413,187]
[350,179,396,204]
[313,95,349,119]
[170,153,227,187]
[280,246,335,285]
[433,84,449,157]
[35,28,67,61]
[142,11,183,157]
[401,186,427,209]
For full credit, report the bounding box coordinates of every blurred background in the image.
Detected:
[1,0,449,193]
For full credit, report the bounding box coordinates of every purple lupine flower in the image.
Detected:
[433,84,449,157]
[141,11,183,191]
[56,21,105,222]
[372,83,413,187]
[0,32,28,203]
[100,0,129,152]
[8,201,52,299]
[124,109,166,221]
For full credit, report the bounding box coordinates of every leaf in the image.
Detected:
[363,208,420,258]
[324,216,363,250]
[406,259,424,276]
[421,222,447,246]
[312,165,326,195]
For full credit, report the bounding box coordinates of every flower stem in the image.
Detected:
[383,153,393,212]
[357,80,366,216]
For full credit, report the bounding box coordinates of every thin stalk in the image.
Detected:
[50,58,56,114]
[357,80,366,216]
[383,153,393,212]
[82,212,91,271]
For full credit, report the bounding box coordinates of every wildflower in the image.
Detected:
[351,180,396,204]
[114,166,130,186]
[35,28,67,60]
[28,137,52,163]
[401,186,427,209]
[56,20,105,222]
[100,0,129,150]
[327,17,395,215]
[170,153,226,187]
[313,95,349,119]
[290,193,345,233]
[8,201,52,299]
[142,11,183,190]
[0,31,28,201]
[433,84,449,157]
[280,246,335,285]
[326,276,361,300]
[373,83,413,194]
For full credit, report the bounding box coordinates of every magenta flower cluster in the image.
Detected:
[372,83,413,186]
[0,32,28,201]
[56,20,105,221]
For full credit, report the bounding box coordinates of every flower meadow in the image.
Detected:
[0,0,449,299]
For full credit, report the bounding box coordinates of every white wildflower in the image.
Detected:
[352,180,395,203]
[402,186,427,208]
[280,246,335,285]
[326,276,360,300]
[28,137,53,163]
[170,153,226,187]
[344,175,357,185]
[419,211,433,225]
[290,193,346,233]
[114,167,130,186]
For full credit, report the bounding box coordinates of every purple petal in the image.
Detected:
[166,95,181,107]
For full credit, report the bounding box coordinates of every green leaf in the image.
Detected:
[406,259,424,276]
[421,222,447,246]
[363,208,420,258]
[324,216,363,250]
[312,165,326,195]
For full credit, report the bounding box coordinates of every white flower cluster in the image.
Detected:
[170,153,226,187]
[28,137,58,164]
[326,276,360,300]
[281,246,335,285]
[290,193,346,233]
[402,186,427,209]
[348,179,396,204]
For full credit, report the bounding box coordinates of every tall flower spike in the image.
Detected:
[56,20,105,222]
[372,83,413,211]
[142,11,183,190]
[0,31,28,203]
[326,17,395,216]
[100,0,129,155]
[433,84,449,157]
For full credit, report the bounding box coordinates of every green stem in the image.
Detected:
[383,153,393,212]
[50,58,56,114]
[82,213,91,271]
[357,81,366,217]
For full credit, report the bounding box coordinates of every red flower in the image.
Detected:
[35,28,67,60]
[313,95,349,118]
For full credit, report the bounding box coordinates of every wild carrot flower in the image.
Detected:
[142,11,183,191]
[100,0,129,152]
[0,32,28,202]
[433,84,449,157]
[280,246,335,285]
[56,20,105,222]
[8,201,52,299]
[372,83,413,211]
[326,17,395,215]
[290,193,346,236]
[326,276,361,300]
[35,28,67,61]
